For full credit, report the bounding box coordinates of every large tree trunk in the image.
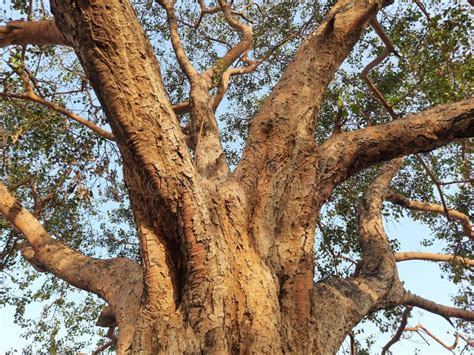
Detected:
[0,0,472,354]
[121,177,319,354]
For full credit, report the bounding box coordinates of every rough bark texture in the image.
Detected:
[1,0,473,354]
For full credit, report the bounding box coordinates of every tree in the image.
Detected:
[0,0,472,353]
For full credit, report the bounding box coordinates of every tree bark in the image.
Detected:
[0,0,473,353]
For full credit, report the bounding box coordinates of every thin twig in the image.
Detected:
[1,66,114,140]
[360,17,399,120]
[415,155,451,222]
[381,306,412,355]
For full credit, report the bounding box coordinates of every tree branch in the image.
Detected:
[236,0,391,186]
[0,91,114,140]
[0,180,143,351]
[360,17,399,119]
[0,20,69,47]
[403,323,471,351]
[157,1,198,80]
[50,0,197,202]
[395,252,474,266]
[402,292,474,321]
[0,181,141,300]
[387,191,473,239]
[316,97,474,199]
[381,306,412,355]
[313,159,405,354]
[202,0,253,85]
[2,65,114,140]
[357,158,404,282]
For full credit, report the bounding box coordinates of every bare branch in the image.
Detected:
[1,67,114,140]
[360,17,399,119]
[387,190,473,239]
[0,91,114,140]
[404,323,471,351]
[0,20,69,47]
[202,0,253,84]
[402,292,474,321]
[157,1,198,79]
[195,0,222,29]
[92,327,117,355]
[395,252,474,266]
[381,306,412,355]
[415,155,451,221]
[348,332,356,355]
[211,28,302,111]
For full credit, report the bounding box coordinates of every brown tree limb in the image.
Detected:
[92,327,117,355]
[0,181,142,300]
[228,4,394,333]
[348,332,356,355]
[0,20,69,47]
[211,29,302,111]
[92,340,114,355]
[202,0,253,85]
[403,323,470,351]
[157,1,198,80]
[172,100,191,115]
[195,0,222,29]
[395,252,474,266]
[50,0,198,202]
[0,91,114,140]
[381,306,412,355]
[360,17,398,119]
[236,0,391,186]
[1,65,114,141]
[0,180,143,351]
[313,159,405,354]
[414,155,451,223]
[387,190,473,239]
[401,292,474,321]
[317,96,474,200]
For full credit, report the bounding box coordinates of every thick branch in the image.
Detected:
[0,20,69,47]
[50,0,197,203]
[402,292,474,321]
[0,181,141,301]
[357,158,404,281]
[313,159,405,354]
[387,191,473,239]
[236,0,391,186]
[0,180,143,351]
[317,97,474,199]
